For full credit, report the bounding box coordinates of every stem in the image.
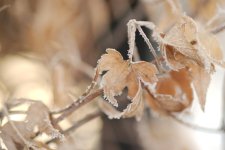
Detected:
[136,24,161,70]
[8,110,27,114]
[53,89,103,124]
[51,68,99,114]
[6,98,38,109]
[210,22,225,34]
[142,0,164,4]
[0,5,10,12]
[2,106,39,150]
[64,111,101,134]
[127,19,137,61]
[170,114,225,133]
[47,111,101,144]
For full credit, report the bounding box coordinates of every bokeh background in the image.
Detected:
[0,0,225,149]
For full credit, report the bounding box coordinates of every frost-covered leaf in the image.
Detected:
[160,15,222,72]
[170,69,193,101]
[155,15,225,110]
[26,102,63,139]
[145,90,167,115]
[99,82,144,121]
[186,62,211,110]
[98,49,158,119]
[198,30,225,67]
[0,101,63,150]
[132,61,158,85]
[98,49,130,107]
[146,69,193,113]
[161,45,186,70]
[160,49,211,110]
[163,47,211,110]
[1,121,36,150]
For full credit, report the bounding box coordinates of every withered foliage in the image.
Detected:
[98,49,158,120]
[0,0,225,150]
[99,14,224,119]
[1,101,63,150]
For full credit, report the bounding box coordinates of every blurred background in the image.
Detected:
[0,0,225,149]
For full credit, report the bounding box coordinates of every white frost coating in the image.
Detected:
[103,89,118,107]
[127,19,137,60]
[127,19,161,69]
[99,82,144,121]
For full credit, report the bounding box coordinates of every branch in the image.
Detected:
[0,5,10,12]
[52,89,103,124]
[170,114,225,133]
[47,111,101,144]
[142,0,164,4]
[210,22,225,34]
[2,106,39,150]
[51,68,99,114]
[64,111,102,134]
[136,24,160,67]
[8,110,27,114]
[96,2,145,51]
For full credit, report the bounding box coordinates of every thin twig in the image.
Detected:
[47,111,101,144]
[97,2,145,51]
[0,5,10,12]
[170,114,225,133]
[2,106,39,150]
[165,0,182,14]
[51,68,99,114]
[64,111,101,134]
[77,61,95,78]
[142,0,164,5]
[6,98,38,109]
[127,19,137,61]
[8,110,27,114]
[53,89,103,124]
[210,22,225,34]
[135,23,161,70]
[190,0,209,19]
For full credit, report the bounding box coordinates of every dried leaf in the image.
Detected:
[146,69,193,113]
[170,69,193,101]
[98,49,158,119]
[1,121,36,150]
[99,81,144,120]
[0,101,63,150]
[163,48,212,110]
[198,30,225,67]
[161,15,215,72]
[160,47,211,110]
[132,61,158,85]
[186,62,211,110]
[98,49,130,107]
[161,45,185,70]
[156,14,225,110]
[144,90,167,115]
[26,102,63,138]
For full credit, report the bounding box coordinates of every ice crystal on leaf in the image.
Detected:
[156,15,225,110]
[98,15,225,119]
[98,49,158,120]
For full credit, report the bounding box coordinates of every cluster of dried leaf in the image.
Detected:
[98,15,225,121]
[1,100,63,150]
[0,16,224,150]
[1,1,225,150]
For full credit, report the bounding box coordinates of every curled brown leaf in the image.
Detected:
[146,69,193,113]
[98,49,158,119]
